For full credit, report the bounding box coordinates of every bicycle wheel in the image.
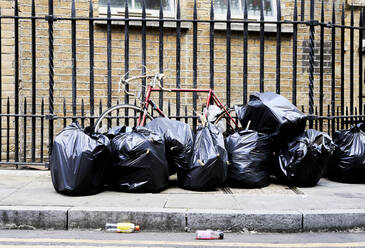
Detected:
[94,104,153,133]
[214,107,241,137]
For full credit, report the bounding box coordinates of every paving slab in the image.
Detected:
[0,170,364,232]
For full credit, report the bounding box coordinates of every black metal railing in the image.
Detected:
[0,0,364,167]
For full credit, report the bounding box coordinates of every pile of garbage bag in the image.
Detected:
[327,124,365,183]
[50,122,111,196]
[50,92,365,195]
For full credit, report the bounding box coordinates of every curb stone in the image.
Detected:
[186,209,302,232]
[302,209,365,231]
[0,206,68,230]
[1,206,365,232]
[68,207,187,232]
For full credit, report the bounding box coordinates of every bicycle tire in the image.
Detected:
[94,104,153,133]
[214,107,241,136]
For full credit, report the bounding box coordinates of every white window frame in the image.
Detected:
[99,0,176,18]
[214,0,277,21]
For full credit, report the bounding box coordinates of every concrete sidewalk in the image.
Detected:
[0,170,365,233]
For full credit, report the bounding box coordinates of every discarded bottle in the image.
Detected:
[196,230,224,240]
[105,223,140,233]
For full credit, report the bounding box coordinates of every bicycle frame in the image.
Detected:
[137,85,239,129]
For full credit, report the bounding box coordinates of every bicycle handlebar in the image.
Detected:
[119,73,171,96]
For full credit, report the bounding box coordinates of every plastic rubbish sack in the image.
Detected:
[145,118,193,180]
[327,124,365,183]
[107,127,169,192]
[50,122,111,196]
[277,129,335,187]
[183,123,228,190]
[106,126,132,140]
[235,92,307,142]
[205,105,226,134]
[225,130,273,188]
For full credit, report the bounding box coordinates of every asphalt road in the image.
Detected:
[0,230,365,247]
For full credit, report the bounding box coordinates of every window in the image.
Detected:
[214,0,277,20]
[99,0,175,18]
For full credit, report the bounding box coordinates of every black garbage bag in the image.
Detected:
[50,122,111,196]
[276,129,335,187]
[105,126,132,140]
[225,130,274,188]
[327,124,365,183]
[107,127,169,192]
[146,117,193,179]
[183,123,228,191]
[235,92,307,142]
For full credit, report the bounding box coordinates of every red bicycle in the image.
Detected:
[93,73,241,135]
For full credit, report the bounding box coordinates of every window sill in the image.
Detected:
[214,22,293,34]
[95,16,191,30]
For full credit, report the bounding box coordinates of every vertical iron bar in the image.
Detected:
[63,98,66,128]
[14,0,19,162]
[243,0,248,105]
[359,9,363,117]
[124,1,129,125]
[308,0,315,128]
[319,0,324,131]
[226,0,231,107]
[116,100,120,126]
[276,0,281,94]
[48,0,55,154]
[259,0,265,92]
[327,105,330,135]
[159,0,164,110]
[210,0,214,90]
[350,6,354,118]
[301,0,305,21]
[346,106,349,129]
[31,0,36,162]
[71,0,77,122]
[337,107,340,132]
[176,0,181,120]
[41,98,44,162]
[168,100,171,118]
[331,1,336,137]
[6,98,9,162]
[89,0,95,127]
[292,0,298,105]
[141,0,147,99]
[0,8,2,161]
[23,98,27,162]
[81,99,85,128]
[193,0,198,131]
[99,100,102,128]
[107,0,112,128]
[341,3,345,129]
